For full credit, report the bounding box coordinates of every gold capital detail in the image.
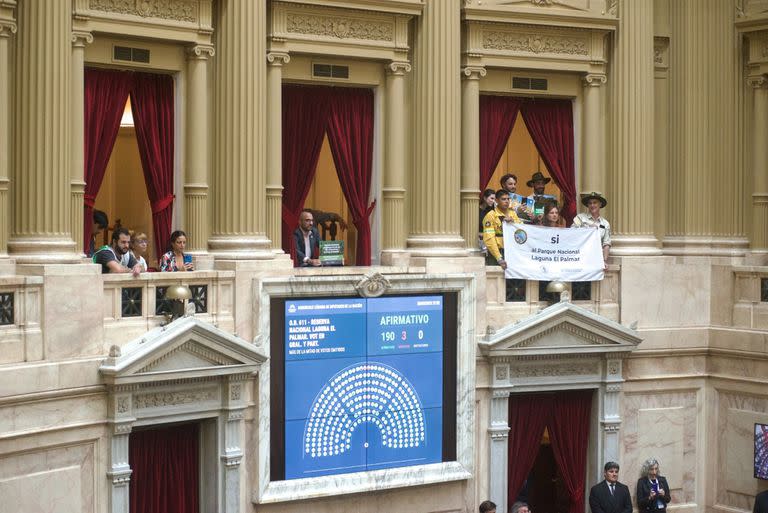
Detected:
[387,61,411,75]
[71,30,93,47]
[582,73,607,87]
[266,52,290,66]
[462,65,486,80]
[187,44,214,60]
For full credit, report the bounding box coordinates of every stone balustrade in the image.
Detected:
[732,266,768,330]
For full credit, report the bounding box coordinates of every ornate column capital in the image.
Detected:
[266,51,290,66]
[387,60,411,76]
[71,30,92,47]
[748,75,768,89]
[0,20,16,38]
[583,73,607,87]
[462,65,486,80]
[187,44,215,60]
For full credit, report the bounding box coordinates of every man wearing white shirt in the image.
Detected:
[589,461,632,513]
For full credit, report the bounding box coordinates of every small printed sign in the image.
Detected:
[319,240,344,266]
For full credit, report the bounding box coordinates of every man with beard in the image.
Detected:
[93,227,142,276]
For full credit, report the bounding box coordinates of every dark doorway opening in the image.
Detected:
[518,428,571,513]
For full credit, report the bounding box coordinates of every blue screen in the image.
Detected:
[284,295,443,480]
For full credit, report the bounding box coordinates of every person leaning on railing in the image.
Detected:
[572,191,611,263]
[482,189,521,269]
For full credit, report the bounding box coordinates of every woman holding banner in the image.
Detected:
[540,202,565,228]
[572,192,611,262]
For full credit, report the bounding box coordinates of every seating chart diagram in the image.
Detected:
[284,296,443,479]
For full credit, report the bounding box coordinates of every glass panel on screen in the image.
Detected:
[283,295,444,480]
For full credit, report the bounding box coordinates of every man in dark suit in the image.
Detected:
[293,209,321,267]
[755,490,768,513]
[589,461,632,513]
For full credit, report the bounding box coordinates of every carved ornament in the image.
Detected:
[286,13,393,42]
[187,44,214,59]
[495,365,509,380]
[134,388,216,409]
[462,65,487,79]
[387,61,412,75]
[89,0,197,23]
[355,272,391,298]
[605,383,622,393]
[72,31,94,47]
[266,52,291,66]
[117,396,130,413]
[603,0,617,16]
[0,20,16,37]
[603,423,620,432]
[483,31,588,55]
[230,384,241,401]
[509,361,595,378]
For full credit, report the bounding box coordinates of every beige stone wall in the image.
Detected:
[0,1,767,513]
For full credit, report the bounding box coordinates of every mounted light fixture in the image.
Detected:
[164,284,192,321]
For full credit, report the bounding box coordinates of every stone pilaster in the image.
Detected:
[0,17,16,259]
[8,0,78,263]
[749,76,768,252]
[381,60,411,260]
[461,65,486,252]
[209,0,272,259]
[71,31,92,257]
[266,51,290,252]
[609,0,661,256]
[663,0,747,255]
[185,44,214,254]
[488,390,510,513]
[407,0,465,257]
[582,73,607,194]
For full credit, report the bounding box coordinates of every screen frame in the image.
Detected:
[756,422,768,480]
[270,292,458,481]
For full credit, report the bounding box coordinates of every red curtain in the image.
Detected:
[83,69,133,253]
[507,394,551,507]
[521,100,577,224]
[131,73,175,259]
[281,85,330,261]
[479,95,522,192]
[549,391,593,513]
[129,423,199,513]
[326,88,376,265]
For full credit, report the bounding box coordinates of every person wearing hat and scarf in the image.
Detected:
[526,171,557,221]
[572,191,611,263]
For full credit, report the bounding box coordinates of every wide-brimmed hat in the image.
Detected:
[526,171,551,187]
[580,191,607,208]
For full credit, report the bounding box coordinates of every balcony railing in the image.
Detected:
[732,266,768,330]
[102,271,235,345]
[0,275,43,365]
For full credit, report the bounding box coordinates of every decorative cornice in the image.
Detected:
[387,60,412,75]
[187,44,214,60]
[88,0,197,23]
[462,65,487,79]
[71,30,94,47]
[266,51,290,66]
[606,383,622,393]
[582,73,607,87]
[509,361,596,378]
[134,388,217,409]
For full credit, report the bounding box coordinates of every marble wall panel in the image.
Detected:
[0,394,105,438]
[622,390,697,506]
[0,442,95,513]
[716,391,768,511]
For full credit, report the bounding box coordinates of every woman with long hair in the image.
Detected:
[540,202,565,228]
[159,230,194,272]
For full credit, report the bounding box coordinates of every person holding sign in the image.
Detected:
[636,458,671,513]
[572,191,611,263]
[482,189,521,269]
[540,202,565,228]
[526,171,557,220]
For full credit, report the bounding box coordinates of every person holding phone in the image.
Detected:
[160,230,194,272]
[636,458,671,513]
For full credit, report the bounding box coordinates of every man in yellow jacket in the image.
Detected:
[482,189,521,269]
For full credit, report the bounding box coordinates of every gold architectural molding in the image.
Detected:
[748,74,768,88]
[71,30,93,46]
[654,36,669,70]
[582,72,606,86]
[0,20,15,37]
[286,12,394,42]
[483,30,588,55]
[462,65,487,79]
[88,0,198,23]
[187,43,214,59]
[387,60,411,75]
[266,51,291,66]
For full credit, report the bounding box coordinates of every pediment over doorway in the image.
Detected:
[100,316,267,386]
[480,300,641,358]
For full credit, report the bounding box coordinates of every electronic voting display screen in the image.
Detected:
[283,295,444,479]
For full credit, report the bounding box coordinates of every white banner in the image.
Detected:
[502,223,604,281]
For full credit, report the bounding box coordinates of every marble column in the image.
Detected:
[663,0,746,255]
[488,391,511,513]
[749,76,768,252]
[581,73,607,194]
[406,0,465,256]
[71,31,93,257]
[381,61,411,258]
[8,0,78,263]
[461,65,486,252]
[185,44,215,254]
[0,18,16,258]
[208,0,272,259]
[609,0,660,256]
[266,51,290,252]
